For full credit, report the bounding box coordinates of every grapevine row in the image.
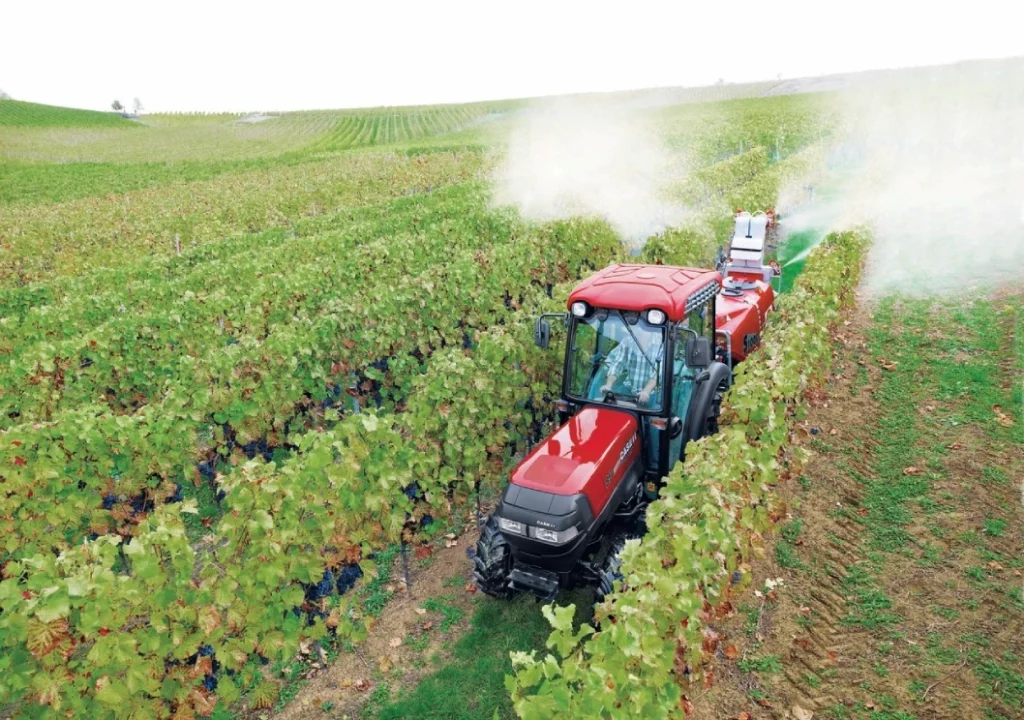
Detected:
[0,186,521,424]
[1,215,620,560]
[0,150,481,285]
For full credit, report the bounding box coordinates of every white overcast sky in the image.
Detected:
[2,0,1022,113]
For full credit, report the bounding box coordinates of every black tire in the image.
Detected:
[685,361,731,443]
[702,377,728,438]
[472,517,513,599]
[595,537,627,604]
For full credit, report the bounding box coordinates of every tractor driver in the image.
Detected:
[597,325,664,409]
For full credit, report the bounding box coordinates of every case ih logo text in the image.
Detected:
[606,432,638,486]
[619,433,637,464]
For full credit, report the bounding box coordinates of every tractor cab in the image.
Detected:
[547,264,725,482]
[474,265,733,600]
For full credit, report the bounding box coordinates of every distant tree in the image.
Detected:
[132,97,144,115]
[111,99,124,113]
[0,89,10,100]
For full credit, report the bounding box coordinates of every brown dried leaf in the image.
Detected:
[389,637,402,649]
[199,606,222,636]
[993,405,1014,427]
[702,628,720,654]
[190,689,216,717]
[413,545,433,560]
[723,643,739,660]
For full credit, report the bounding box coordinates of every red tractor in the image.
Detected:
[474,212,778,600]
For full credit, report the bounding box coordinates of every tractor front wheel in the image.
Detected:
[473,517,513,599]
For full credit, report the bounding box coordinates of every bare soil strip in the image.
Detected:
[274,529,480,720]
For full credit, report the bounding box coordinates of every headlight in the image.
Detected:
[647,309,666,325]
[529,526,579,544]
[498,517,525,535]
[571,301,588,318]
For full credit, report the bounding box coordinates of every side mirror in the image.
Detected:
[534,318,551,350]
[686,336,712,368]
[669,416,683,439]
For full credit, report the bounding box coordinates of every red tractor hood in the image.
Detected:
[510,406,640,515]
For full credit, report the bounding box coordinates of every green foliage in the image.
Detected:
[0,194,619,562]
[420,595,466,633]
[738,655,783,674]
[0,151,481,284]
[983,518,1006,537]
[975,657,1024,711]
[0,198,622,717]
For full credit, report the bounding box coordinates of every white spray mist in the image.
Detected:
[819,60,1024,296]
[490,95,689,250]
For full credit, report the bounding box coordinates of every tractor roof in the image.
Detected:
[567,264,722,322]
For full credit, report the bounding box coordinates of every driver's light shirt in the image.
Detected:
[605,338,663,391]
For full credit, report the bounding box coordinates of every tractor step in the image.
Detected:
[508,566,559,600]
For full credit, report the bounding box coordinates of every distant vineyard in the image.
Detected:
[307,105,503,152]
[0,99,133,128]
[0,151,482,283]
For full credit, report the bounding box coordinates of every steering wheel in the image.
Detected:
[603,390,640,404]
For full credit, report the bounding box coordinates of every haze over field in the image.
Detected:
[492,97,688,248]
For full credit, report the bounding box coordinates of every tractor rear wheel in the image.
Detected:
[473,517,513,599]
[702,377,728,437]
[595,536,628,604]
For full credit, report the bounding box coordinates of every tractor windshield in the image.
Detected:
[566,310,666,412]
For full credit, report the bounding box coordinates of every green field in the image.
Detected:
[0,74,1019,720]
